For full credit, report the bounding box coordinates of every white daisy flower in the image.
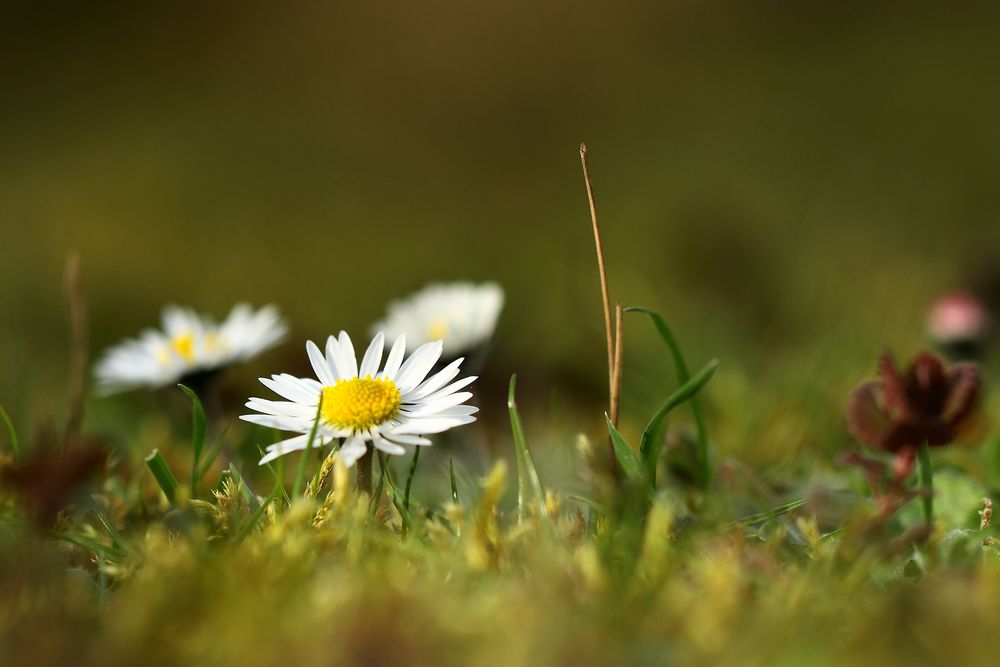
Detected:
[372,282,504,356]
[242,331,478,466]
[95,303,287,394]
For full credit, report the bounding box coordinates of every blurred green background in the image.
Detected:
[3,1,1000,468]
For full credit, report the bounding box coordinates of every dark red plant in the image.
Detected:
[843,351,979,518]
[846,351,979,454]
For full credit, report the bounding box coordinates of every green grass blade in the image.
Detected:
[508,375,547,521]
[234,481,281,544]
[449,457,460,504]
[49,529,126,562]
[918,442,934,524]
[94,508,139,560]
[606,414,642,481]
[626,306,713,488]
[178,384,207,497]
[257,446,291,507]
[228,464,260,513]
[0,404,20,461]
[144,449,181,506]
[379,452,415,535]
[292,396,324,498]
[638,358,719,483]
[404,446,420,512]
[729,498,809,527]
[195,434,227,482]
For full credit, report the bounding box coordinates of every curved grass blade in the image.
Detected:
[94,507,139,561]
[195,428,229,483]
[639,358,719,486]
[606,414,641,482]
[508,375,546,521]
[178,384,206,496]
[50,529,126,562]
[234,481,282,544]
[728,498,809,528]
[404,446,420,512]
[0,405,19,461]
[449,457,460,504]
[378,452,415,536]
[626,307,713,488]
[292,396,324,498]
[228,464,260,512]
[144,449,180,507]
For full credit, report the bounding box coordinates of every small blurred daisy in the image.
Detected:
[372,282,503,357]
[95,303,287,394]
[242,331,477,466]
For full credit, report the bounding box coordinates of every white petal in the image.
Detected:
[339,435,367,467]
[417,375,477,404]
[246,398,316,418]
[407,358,464,400]
[239,414,313,430]
[383,433,432,447]
[394,340,444,392]
[336,331,359,379]
[306,340,336,385]
[358,332,384,378]
[380,334,406,379]
[403,392,474,417]
[259,434,313,465]
[373,435,406,456]
[260,375,320,404]
[389,415,476,435]
[323,335,344,381]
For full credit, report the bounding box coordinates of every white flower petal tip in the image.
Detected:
[94,303,288,394]
[242,331,478,466]
[371,282,504,356]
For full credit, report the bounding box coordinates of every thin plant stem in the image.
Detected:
[63,252,87,449]
[610,302,624,426]
[404,446,421,512]
[580,144,622,479]
[579,144,616,396]
[917,442,934,525]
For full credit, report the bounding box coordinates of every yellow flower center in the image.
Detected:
[321,376,401,431]
[426,319,449,341]
[171,333,196,362]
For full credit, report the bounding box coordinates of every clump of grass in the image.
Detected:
[2,154,1000,666]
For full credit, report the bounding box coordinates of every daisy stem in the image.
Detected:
[917,442,934,525]
[357,448,375,498]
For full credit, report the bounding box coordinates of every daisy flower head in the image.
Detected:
[372,282,504,357]
[95,303,287,394]
[243,331,478,467]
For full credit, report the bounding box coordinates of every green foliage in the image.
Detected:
[144,449,181,506]
[0,404,19,461]
[508,375,546,522]
[177,384,207,495]
[626,307,714,488]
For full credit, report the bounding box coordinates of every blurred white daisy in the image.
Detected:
[95,303,287,394]
[372,282,504,356]
[242,331,478,466]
